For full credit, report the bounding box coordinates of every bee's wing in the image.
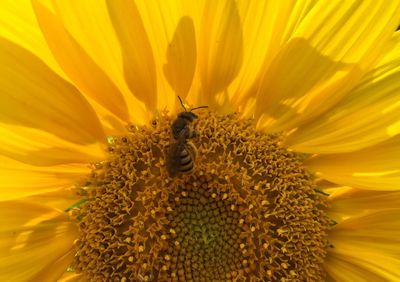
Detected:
[166,139,186,177]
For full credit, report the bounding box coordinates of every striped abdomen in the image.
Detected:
[167,141,197,177]
[178,144,195,173]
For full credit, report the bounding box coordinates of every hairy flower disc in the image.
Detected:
[73,111,331,281]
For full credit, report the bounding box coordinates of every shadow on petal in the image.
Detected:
[254,38,360,133]
[163,16,196,99]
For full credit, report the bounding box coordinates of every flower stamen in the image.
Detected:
[73,111,330,281]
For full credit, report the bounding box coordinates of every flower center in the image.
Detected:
[72,111,330,281]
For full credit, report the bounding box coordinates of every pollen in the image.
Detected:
[72,111,331,281]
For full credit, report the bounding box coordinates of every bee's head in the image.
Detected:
[177,96,208,121]
[177,111,198,122]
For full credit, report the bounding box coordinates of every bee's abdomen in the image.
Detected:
[179,147,194,173]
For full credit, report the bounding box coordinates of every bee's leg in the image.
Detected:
[189,130,199,139]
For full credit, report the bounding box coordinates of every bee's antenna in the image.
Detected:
[178,96,208,112]
[178,96,187,112]
[191,106,209,111]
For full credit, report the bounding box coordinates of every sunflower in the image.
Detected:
[1,0,400,281]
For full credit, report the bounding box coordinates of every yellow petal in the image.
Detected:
[197,0,243,109]
[31,248,76,282]
[24,190,83,212]
[0,37,105,145]
[328,188,400,222]
[0,155,89,201]
[107,0,158,112]
[32,0,130,123]
[0,0,66,79]
[306,135,400,191]
[107,1,316,114]
[295,1,400,65]
[33,0,148,128]
[255,1,400,133]
[50,0,126,98]
[325,252,391,282]
[317,182,350,201]
[136,0,198,108]
[58,272,83,282]
[0,201,78,281]
[288,34,400,153]
[129,0,200,111]
[326,210,400,281]
[163,16,197,100]
[0,124,106,166]
[255,39,362,132]
[232,0,318,110]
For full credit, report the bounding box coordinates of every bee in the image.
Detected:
[166,96,208,177]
